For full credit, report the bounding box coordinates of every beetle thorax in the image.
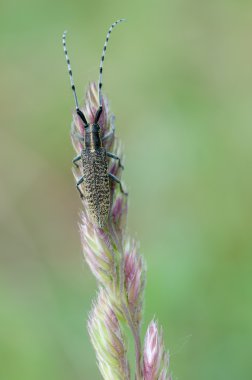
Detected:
[84,124,103,151]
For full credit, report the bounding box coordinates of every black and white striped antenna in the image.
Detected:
[62,31,88,126]
[98,19,125,108]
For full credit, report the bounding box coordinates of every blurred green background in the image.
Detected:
[1,0,252,379]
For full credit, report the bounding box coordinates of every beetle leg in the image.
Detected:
[75,132,84,142]
[73,154,82,168]
[71,123,84,142]
[76,176,84,198]
[109,173,128,196]
[102,124,115,141]
[106,152,124,169]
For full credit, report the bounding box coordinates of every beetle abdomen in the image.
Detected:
[82,147,110,228]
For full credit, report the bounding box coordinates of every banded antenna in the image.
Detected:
[98,19,125,110]
[62,31,88,126]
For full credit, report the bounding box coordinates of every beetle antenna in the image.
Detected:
[62,31,88,126]
[98,19,125,108]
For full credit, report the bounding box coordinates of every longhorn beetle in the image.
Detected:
[62,19,127,228]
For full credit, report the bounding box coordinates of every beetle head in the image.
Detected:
[84,124,100,133]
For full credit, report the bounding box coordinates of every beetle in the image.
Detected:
[62,19,127,228]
